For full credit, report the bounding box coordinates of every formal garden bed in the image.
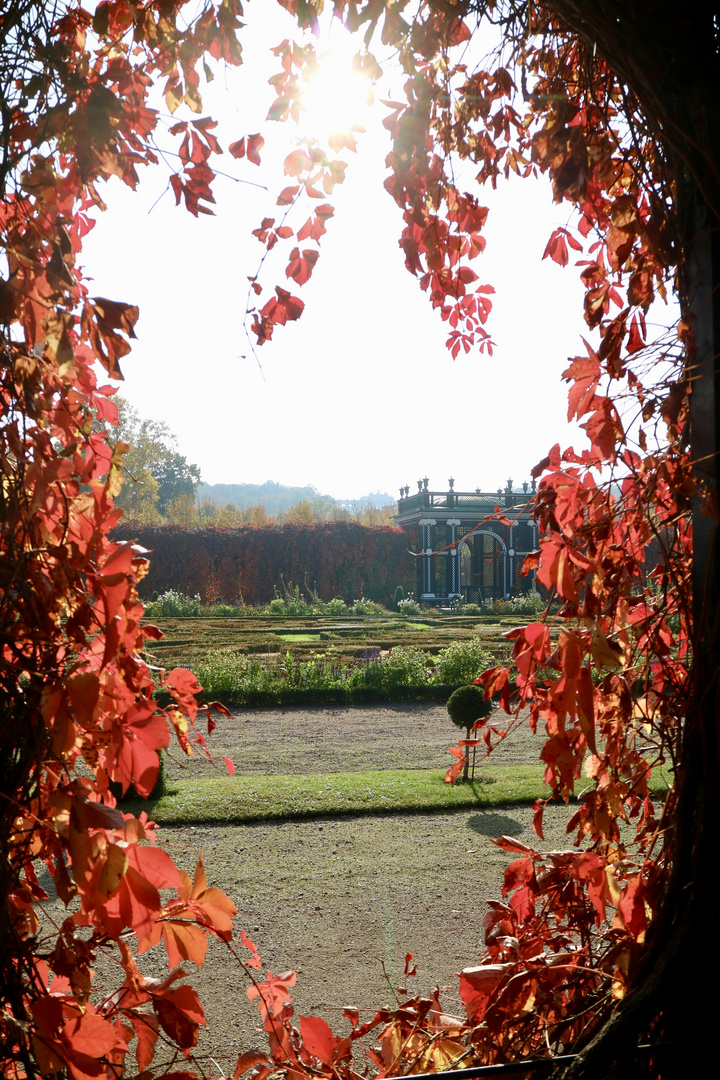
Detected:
[140,595,545,706]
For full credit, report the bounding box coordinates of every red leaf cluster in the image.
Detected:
[0,3,248,1076]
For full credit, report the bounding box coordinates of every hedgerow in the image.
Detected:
[113,522,418,606]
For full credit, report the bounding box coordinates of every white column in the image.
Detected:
[447,518,460,597]
[419,518,436,598]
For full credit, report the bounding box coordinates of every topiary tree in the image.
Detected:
[447,684,493,781]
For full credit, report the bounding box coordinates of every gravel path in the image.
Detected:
[164,701,544,780]
[129,703,564,1074]
[150,804,573,1075]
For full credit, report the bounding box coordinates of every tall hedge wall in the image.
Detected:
[112,522,419,606]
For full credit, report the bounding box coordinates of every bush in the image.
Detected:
[350,597,385,616]
[194,651,251,697]
[268,582,313,616]
[436,638,494,686]
[447,684,493,782]
[187,639,500,708]
[210,602,240,617]
[398,594,422,615]
[283,650,348,690]
[378,645,433,689]
[195,652,298,699]
[143,589,202,617]
[447,683,493,736]
[487,590,545,616]
[325,596,347,614]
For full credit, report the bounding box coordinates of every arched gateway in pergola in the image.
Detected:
[395,478,538,604]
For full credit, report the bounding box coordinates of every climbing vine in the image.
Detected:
[1,2,715,1077]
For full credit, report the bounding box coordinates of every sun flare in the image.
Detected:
[300,54,374,143]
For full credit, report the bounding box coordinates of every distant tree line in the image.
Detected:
[192,494,397,528]
[197,480,396,517]
[108,403,396,527]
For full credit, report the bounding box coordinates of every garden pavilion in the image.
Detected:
[395,478,539,604]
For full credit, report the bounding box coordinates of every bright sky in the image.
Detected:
[81,1,590,502]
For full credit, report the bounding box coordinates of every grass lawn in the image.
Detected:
[125,764,671,826]
[275,632,322,642]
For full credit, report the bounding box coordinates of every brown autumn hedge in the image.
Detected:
[112,521,419,606]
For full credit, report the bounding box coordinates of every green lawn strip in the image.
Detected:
[275,633,321,642]
[125,765,671,826]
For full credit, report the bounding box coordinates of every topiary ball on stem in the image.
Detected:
[447,684,493,781]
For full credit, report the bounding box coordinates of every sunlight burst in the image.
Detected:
[300,54,374,144]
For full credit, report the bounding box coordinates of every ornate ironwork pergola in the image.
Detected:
[395,478,538,605]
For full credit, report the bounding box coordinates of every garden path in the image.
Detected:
[147,704,562,1074]
[163,701,542,780]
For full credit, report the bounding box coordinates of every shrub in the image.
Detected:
[447,684,494,782]
[350,597,385,615]
[283,650,348,690]
[379,645,433,689]
[486,590,545,616]
[143,589,202,617]
[447,683,493,734]
[436,638,494,686]
[184,638,503,708]
[270,582,313,616]
[195,652,280,698]
[398,594,422,615]
[325,596,347,614]
[194,651,248,697]
[211,603,239,617]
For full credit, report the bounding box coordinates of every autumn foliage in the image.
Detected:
[0,1,714,1078]
[1,2,246,1076]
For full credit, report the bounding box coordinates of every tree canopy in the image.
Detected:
[110,397,202,521]
[0,2,717,1078]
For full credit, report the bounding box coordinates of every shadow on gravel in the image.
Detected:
[466,810,524,837]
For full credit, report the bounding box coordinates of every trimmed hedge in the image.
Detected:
[113,521,418,606]
[183,684,456,709]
